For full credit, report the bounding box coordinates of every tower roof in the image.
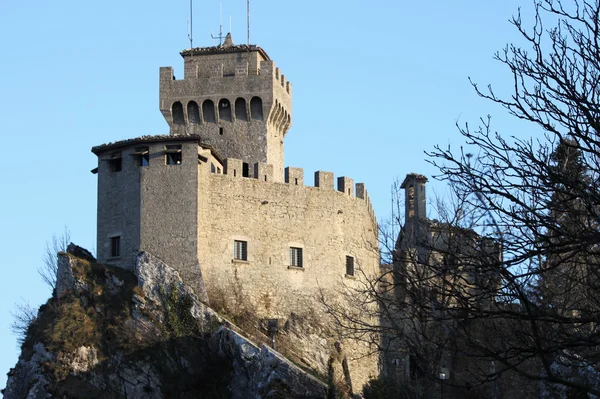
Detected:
[180,44,270,60]
[91,134,223,163]
[400,173,428,188]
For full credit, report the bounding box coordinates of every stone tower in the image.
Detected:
[401,173,428,222]
[159,34,292,181]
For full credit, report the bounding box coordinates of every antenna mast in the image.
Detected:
[211,1,224,45]
[247,0,250,45]
[188,0,193,48]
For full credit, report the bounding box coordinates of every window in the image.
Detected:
[242,162,250,177]
[234,240,247,261]
[133,146,149,167]
[346,256,355,276]
[108,155,122,172]
[165,145,182,165]
[110,236,121,257]
[290,247,303,267]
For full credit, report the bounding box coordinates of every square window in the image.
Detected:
[110,236,121,257]
[134,146,149,167]
[109,157,122,172]
[346,256,355,276]
[290,247,303,267]
[165,145,182,165]
[234,240,248,261]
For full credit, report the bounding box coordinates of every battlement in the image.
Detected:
[158,40,292,181]
[274,67,292,96]
[212,158,377,227]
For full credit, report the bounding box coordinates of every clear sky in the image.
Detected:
[0,0,538,388]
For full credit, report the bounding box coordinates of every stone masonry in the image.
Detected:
[92,35,380,391]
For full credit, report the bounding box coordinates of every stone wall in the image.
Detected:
[96,145,141,270]
[198,159,380,390]
[159,45,292,182]
[94,136,381,391]
[138,141,204,298]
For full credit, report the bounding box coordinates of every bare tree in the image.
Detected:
[421,0,600,396]
[39,227,71,290]
[10,300,38,347]
[327,1,600,397]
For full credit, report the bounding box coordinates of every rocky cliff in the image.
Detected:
[2,247,329,399]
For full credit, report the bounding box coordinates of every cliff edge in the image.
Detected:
[2,248,328,399]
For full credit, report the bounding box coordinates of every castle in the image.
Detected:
[91,34,381,389]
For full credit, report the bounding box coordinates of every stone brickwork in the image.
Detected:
[199,159,379,389]
[159,40,291,182]
[92,39,381,392]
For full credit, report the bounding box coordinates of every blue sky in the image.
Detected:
[0,0,538,388]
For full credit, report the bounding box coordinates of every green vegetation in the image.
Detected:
[159,284,198,338]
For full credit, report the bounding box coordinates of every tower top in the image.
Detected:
[179,43,270,60]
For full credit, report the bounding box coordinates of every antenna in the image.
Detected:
[247,0,250,45]
[211,1,225,45]
[187,0,193,49]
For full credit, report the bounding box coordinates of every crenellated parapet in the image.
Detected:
[158,40,292,182]
[211,158,378,229]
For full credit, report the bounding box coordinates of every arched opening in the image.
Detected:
[187,101,200,124]
[202,100,215,123]
[235,98,247,121]
[219,98,232,122]
[172,101,184,125]
[250,96,263,121]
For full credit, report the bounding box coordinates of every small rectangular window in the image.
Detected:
[133,146,149,167]
[242,162,250,178]
[109,156,122,172]
[165,145,182,165]
[290,247,303,267]
[110,236,121,257]
[234,240,248,261]
[211,163,216,173]
[346,256,355,276]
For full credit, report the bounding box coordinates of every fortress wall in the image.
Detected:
[96,149,141,269]
[199,161,380,389]
[137,141,204,296]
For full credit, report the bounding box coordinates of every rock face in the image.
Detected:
[3,251,327,399]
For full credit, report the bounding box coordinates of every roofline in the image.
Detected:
[400,173,428,188]
[91,134,224,164]
[180,44,270,60]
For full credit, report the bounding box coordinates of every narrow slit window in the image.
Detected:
[346,256,355,276]
[290,247,303,267]
[165,145,182,165]
[234,240,248,261]
[110,236,121,257]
